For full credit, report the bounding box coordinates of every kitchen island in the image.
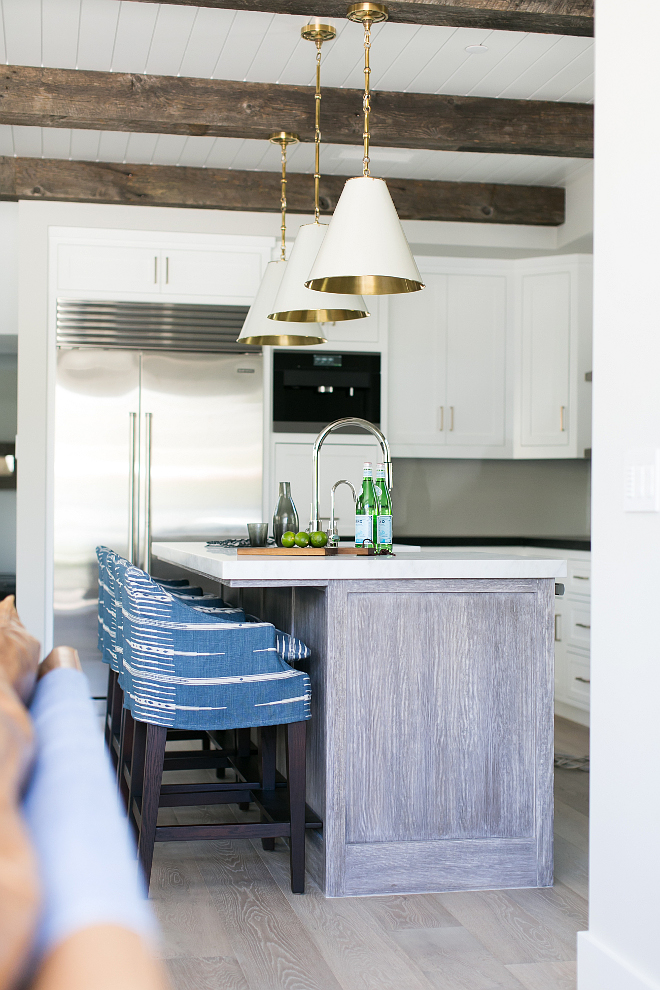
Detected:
[151,542,566,897]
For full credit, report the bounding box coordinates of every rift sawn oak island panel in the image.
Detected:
[152,543,565,897]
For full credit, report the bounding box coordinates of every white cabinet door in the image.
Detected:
[162,248,263,300]
[388,274,446,447]
[272,441,381,536]
[520,271,570,447]
[446,274,506,447]
[57,243,161,294]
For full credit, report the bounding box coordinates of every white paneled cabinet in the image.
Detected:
[53,230,273,304]
[553,552,590,725]
[519,271,571,447]
[389,254,592,459]
[389,268,507,455]
[446,274,506,448]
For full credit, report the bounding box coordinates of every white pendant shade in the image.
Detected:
[237,260,326,346]
[269,222,370,323]
[306,176,424,295]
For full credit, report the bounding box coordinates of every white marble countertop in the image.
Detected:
[151,541,567,585]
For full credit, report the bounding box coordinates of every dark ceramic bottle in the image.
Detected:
[272,482,299,545]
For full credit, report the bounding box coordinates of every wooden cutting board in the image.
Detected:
[236,546,375,556]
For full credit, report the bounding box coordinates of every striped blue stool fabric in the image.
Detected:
[119,564,312,731]
[96,546,115,665]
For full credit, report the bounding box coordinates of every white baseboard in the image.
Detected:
[555,700,590,727]
[578,932,660,990]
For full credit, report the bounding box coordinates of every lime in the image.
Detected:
[281,531,296,548]
[294,531,310,548]
[309,531,328,548]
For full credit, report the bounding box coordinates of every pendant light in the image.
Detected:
[268,21,370,324]
[306,3,424,296]
[237,131,327,346]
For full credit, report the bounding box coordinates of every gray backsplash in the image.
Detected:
[392,458,591,538]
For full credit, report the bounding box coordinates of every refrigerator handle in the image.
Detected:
[143,412,153,574]
[128,412,139,564]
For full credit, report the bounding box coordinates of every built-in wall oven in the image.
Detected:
[272,351,380,433]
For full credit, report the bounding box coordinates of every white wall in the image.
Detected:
[578,3,660,988]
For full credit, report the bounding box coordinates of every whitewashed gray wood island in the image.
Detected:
[151,543,566,898]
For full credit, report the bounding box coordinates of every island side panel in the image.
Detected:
[326,578,554,897]
[535,578,555,888]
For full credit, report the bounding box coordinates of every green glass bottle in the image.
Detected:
[374,462,393,553]
[355,461,377,547]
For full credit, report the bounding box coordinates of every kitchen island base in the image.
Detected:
[151,546,557,898]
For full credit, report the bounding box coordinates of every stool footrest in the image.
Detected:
[158,789,252,808]
[250,789,323,830]
[155,822,289,842]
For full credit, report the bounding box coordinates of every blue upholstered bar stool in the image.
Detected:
[118,564,313,892]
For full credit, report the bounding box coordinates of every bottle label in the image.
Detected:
[377,515,392,546]
[355,514,374,545]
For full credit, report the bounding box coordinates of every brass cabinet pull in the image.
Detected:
[450,406,454,431]
[575,622,591,629]
[437,406,444,431]
[575,676,590,684]
[166,257,169,284]
[154,256,158,283]
[574,575,589,581]
[554,615,561,642]
[560,405,566,431]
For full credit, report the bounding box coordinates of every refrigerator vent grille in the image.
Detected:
[56,300,259,353]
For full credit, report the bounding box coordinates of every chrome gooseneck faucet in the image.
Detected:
[310,417,393,532]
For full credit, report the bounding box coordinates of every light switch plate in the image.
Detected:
[624,448,660,512]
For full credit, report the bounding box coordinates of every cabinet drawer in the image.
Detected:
[567,560,591,597]
[568,604,591,647]
[567,650,590,708]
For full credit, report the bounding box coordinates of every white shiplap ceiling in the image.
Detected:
[0,0,594,186]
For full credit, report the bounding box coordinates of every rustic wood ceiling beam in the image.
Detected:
[0,66,593,159]
[149,0,594,37]
[0,156,565,225]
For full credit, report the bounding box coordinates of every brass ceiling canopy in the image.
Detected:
[300,20,337,43]
[346,2,389,23]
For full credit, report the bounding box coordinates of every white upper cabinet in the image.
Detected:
[520,271,570,447]
[514,256,592,459]
[57,243,162,295]
[52,231,273,305]
[160,248,263,300]
[446,274,506,448]
[389,274,447,448]
[389,261,509,457]
[388,254,592,460]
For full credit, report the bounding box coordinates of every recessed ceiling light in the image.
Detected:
[465,44,488,54]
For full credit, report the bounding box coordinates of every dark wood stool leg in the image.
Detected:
[109,671,123,768]
[127,719,147,843]
[259,724,277,850]
[117,707,134,808]
[104,667,116,749]
[238,728,252,810]
[286,720,307,894]
[137,724,167,889]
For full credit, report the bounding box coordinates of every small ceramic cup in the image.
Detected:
[247,523,269,547]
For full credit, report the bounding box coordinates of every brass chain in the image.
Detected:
[362,16,372,177]
[314,42,322,222]
[279,139,288,260]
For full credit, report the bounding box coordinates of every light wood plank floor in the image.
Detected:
[152,717,589,990]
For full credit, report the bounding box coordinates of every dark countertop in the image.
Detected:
[392,537,591,552]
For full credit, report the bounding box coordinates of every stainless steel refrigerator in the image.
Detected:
[53,310,263,696]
